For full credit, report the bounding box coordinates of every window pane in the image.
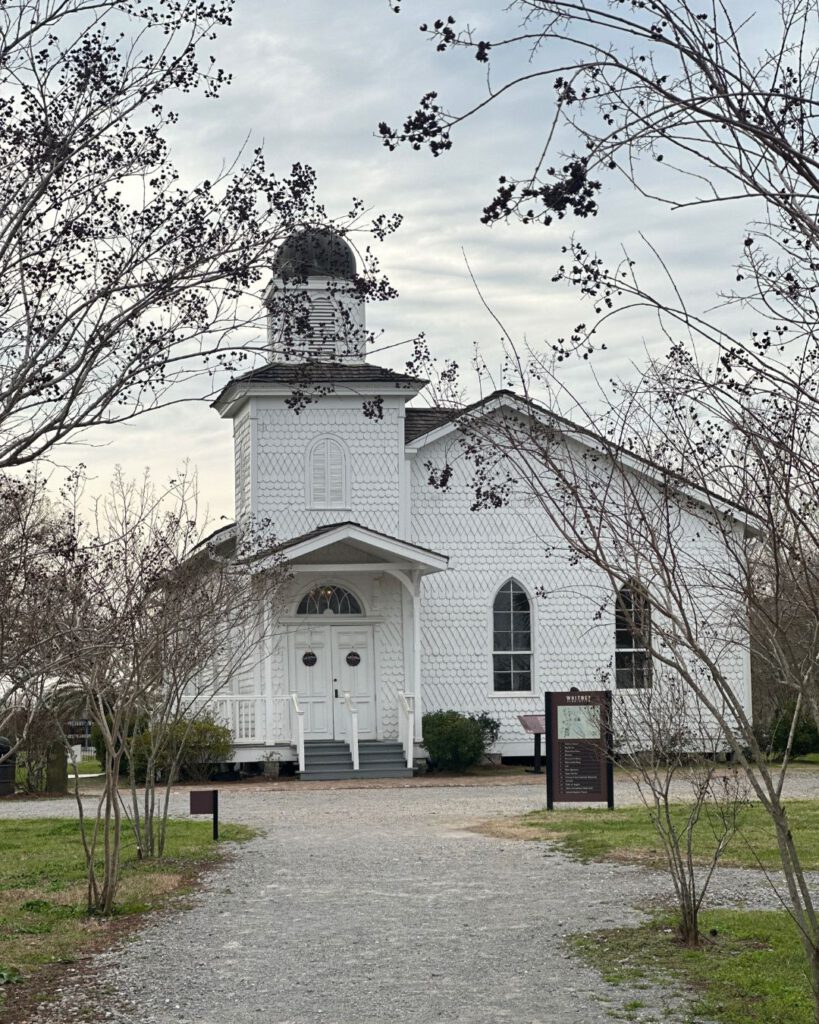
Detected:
[512,630,531,651]
[615,666,634,689]
[511,670,532,691]
[494,587,512,611]
[493,611,511,633]
[494,673,512,692]
[493,654,511,674]
[512,654,532,673]
[494,630,512,652]
[511,588,530,612]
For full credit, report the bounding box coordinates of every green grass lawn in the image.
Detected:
[518,799,819,870]
[69,758,101,775]
[574,910,813,1024]
[0,817,254,1013]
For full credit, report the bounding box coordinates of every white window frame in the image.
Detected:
[490,578,534,694]
[306,435,350,510]
[614,584,652,689]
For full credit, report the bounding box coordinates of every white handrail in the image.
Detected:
[289,692,306,773]
[342,691,360,770]
[397,691,415,769]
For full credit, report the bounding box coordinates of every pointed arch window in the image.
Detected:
[297,585,363,616]
[307,437,348,509]
[493,579,532,691]
[615,584,651,689]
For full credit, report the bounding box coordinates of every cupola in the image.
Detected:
[264,227,366,363]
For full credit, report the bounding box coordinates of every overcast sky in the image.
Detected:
[56,0,755,525]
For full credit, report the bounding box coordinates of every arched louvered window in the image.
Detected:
[307,437,348,509]
[615,584,651,689]
[297,585,363,616]
[493,579,532,691]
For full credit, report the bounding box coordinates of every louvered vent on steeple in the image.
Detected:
[307,437,348,509]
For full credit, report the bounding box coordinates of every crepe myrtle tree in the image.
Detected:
[612,672,750,946]
[382,2,819,393]
[0,470,80,769]
[419,366,819,1008]
[0,0,402,467]
[52,467,289,913]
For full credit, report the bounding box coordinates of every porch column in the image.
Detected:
[411,571,423,739]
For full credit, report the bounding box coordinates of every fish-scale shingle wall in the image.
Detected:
[253,398,403,540]
[411,434,750,752]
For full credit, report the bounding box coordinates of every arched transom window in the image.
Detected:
[615,584,651,689]
[297,584,363,616]
[307,437,348,509]
[492,579,532,691]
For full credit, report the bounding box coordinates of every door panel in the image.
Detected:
[332,626,376,739]
[292,627,333,739]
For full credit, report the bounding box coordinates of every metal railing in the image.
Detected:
[340,691,360,770]
[397,691,415,769]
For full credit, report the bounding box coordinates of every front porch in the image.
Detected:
[200,522,448,778]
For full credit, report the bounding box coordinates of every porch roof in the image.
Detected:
[279,521,449,574]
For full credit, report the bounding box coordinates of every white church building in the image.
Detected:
[202,228,753,780]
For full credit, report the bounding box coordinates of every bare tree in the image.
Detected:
[613,673,750,946]
[0,470,79,768]
[0,0,401,467]
[51,468,288,912]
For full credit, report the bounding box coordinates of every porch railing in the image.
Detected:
[203,695,266,744]
[190,694,304,768]
[397,691,415,769]
[289,692,305,773]
[340,691,360,770]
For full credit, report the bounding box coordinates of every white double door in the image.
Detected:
[292,623,376,740]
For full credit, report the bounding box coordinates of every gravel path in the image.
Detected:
[6,771,819,1024]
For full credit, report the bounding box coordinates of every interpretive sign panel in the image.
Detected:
[544,690,613,809]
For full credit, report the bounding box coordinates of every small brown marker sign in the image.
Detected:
[190,789,219,840]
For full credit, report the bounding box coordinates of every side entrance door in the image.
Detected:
[291,624,377,741]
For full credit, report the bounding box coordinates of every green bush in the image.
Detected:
[470,711,501,752]
[769,703,819,758]
[93,714,232,782]
[422,710,485,771]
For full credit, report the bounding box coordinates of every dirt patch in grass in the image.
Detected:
[472,817,568,842]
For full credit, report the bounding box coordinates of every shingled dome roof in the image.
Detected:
[273,228,357,281]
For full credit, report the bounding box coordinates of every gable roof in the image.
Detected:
[196,520,449,573]
[405,389,759,528]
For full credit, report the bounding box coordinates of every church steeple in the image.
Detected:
[264,227,366,363]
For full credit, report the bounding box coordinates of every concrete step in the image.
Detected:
[300,767,414,781]
[304,751,356,765]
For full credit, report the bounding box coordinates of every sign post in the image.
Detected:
[190,789,219,840]
[517,714,546,774]
[544,690,613,810]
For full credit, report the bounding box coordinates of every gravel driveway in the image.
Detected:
[6,771,819,1024]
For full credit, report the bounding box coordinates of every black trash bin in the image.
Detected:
[0,737,15,797]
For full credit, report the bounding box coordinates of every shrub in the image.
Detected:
[769,703,819,758]
[422,710,485,771]
[470,711,501,752]
[93,713,232,782]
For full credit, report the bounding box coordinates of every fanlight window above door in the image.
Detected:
[297,585,363,616]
